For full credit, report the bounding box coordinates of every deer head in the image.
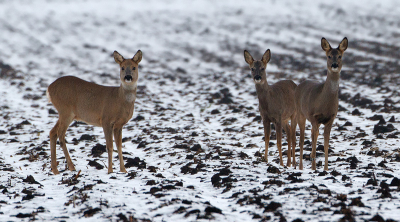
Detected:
[321,37,348,73]
[114,50,142,89]
[244,49,271,84]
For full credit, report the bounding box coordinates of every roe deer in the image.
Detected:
[295,37,348,171]
[47,50,142,174]
[244,50,297,167]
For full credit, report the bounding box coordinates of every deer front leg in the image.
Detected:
[311,124,319,171]
[103,125,114,174]
[323,122,333,171]
[263,119,271,163]
[290,115,297,168]
[298,116,306,170]
[276,122,284,166]
[283,122,291,167]
[114,127,127,173]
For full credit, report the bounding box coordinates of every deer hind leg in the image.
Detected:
[263,120,271,163]
[310,123,320,171]
[290,114,297,168]
[50,120,60,174]
[114,126,127,173]
[298,114,306,170]
[103,124,114,174]
[275,121,284,166]
[283,122,291,167]
[323,122,333,171]
[57,115,75,172]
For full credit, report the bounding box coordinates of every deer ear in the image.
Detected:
[244,50,254,65]
[338,37,348,52]
[321,37,332,52]
[132,50,142,64]
[114,51,124,64]
[261,49,271,64]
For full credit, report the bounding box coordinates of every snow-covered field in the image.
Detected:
[1,0,400,221]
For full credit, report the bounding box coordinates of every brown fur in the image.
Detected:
[244,49,297,167]
[47,50,142,174]
[295,37,348,170]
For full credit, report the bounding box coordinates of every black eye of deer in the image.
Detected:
[328,56,331,59]
[133,67,135,70]
[338,56,342,59]
[251,68,255,71]
[121,67,125,71]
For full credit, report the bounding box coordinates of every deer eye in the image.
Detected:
[328,56,331,59]
[251,68,255,71]
[133,67,136,70]
[338,56,342,59]
[261,68,265,71]
[121,67,125,71]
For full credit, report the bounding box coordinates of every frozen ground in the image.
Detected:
[0,0,400,221]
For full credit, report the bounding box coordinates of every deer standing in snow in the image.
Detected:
[47,50,142,174]
[295,37,348,171]
[244,50,297,167]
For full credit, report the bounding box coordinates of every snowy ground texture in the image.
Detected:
[1,0,400,221]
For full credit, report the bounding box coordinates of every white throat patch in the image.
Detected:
[330,80,339,92]
[122,81,137,90]
[122,82,137,102]
[125,92,136,103]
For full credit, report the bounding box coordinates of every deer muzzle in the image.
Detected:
[254,75,262,83]
[331,63,339,71]
[124,75,133,82]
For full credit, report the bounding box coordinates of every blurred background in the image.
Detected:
[0,0,399,221]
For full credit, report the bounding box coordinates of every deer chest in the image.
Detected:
[314,113,336,125]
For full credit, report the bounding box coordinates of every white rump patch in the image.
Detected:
[46,89,52,103]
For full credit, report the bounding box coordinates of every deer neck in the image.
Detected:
[255,80,270,102]
[323,69,340,94]
[120,82,137,103]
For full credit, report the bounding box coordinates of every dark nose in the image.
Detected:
[254,75,261,81]
[124,75,133,81]
[331,63,338,68]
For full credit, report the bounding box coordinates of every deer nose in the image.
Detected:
[124,75,133,82]
[254,75,262,81]
[331,63,339,68]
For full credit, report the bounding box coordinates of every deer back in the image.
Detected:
[47,76,133,127]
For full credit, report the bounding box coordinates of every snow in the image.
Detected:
[1,0,400,221]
